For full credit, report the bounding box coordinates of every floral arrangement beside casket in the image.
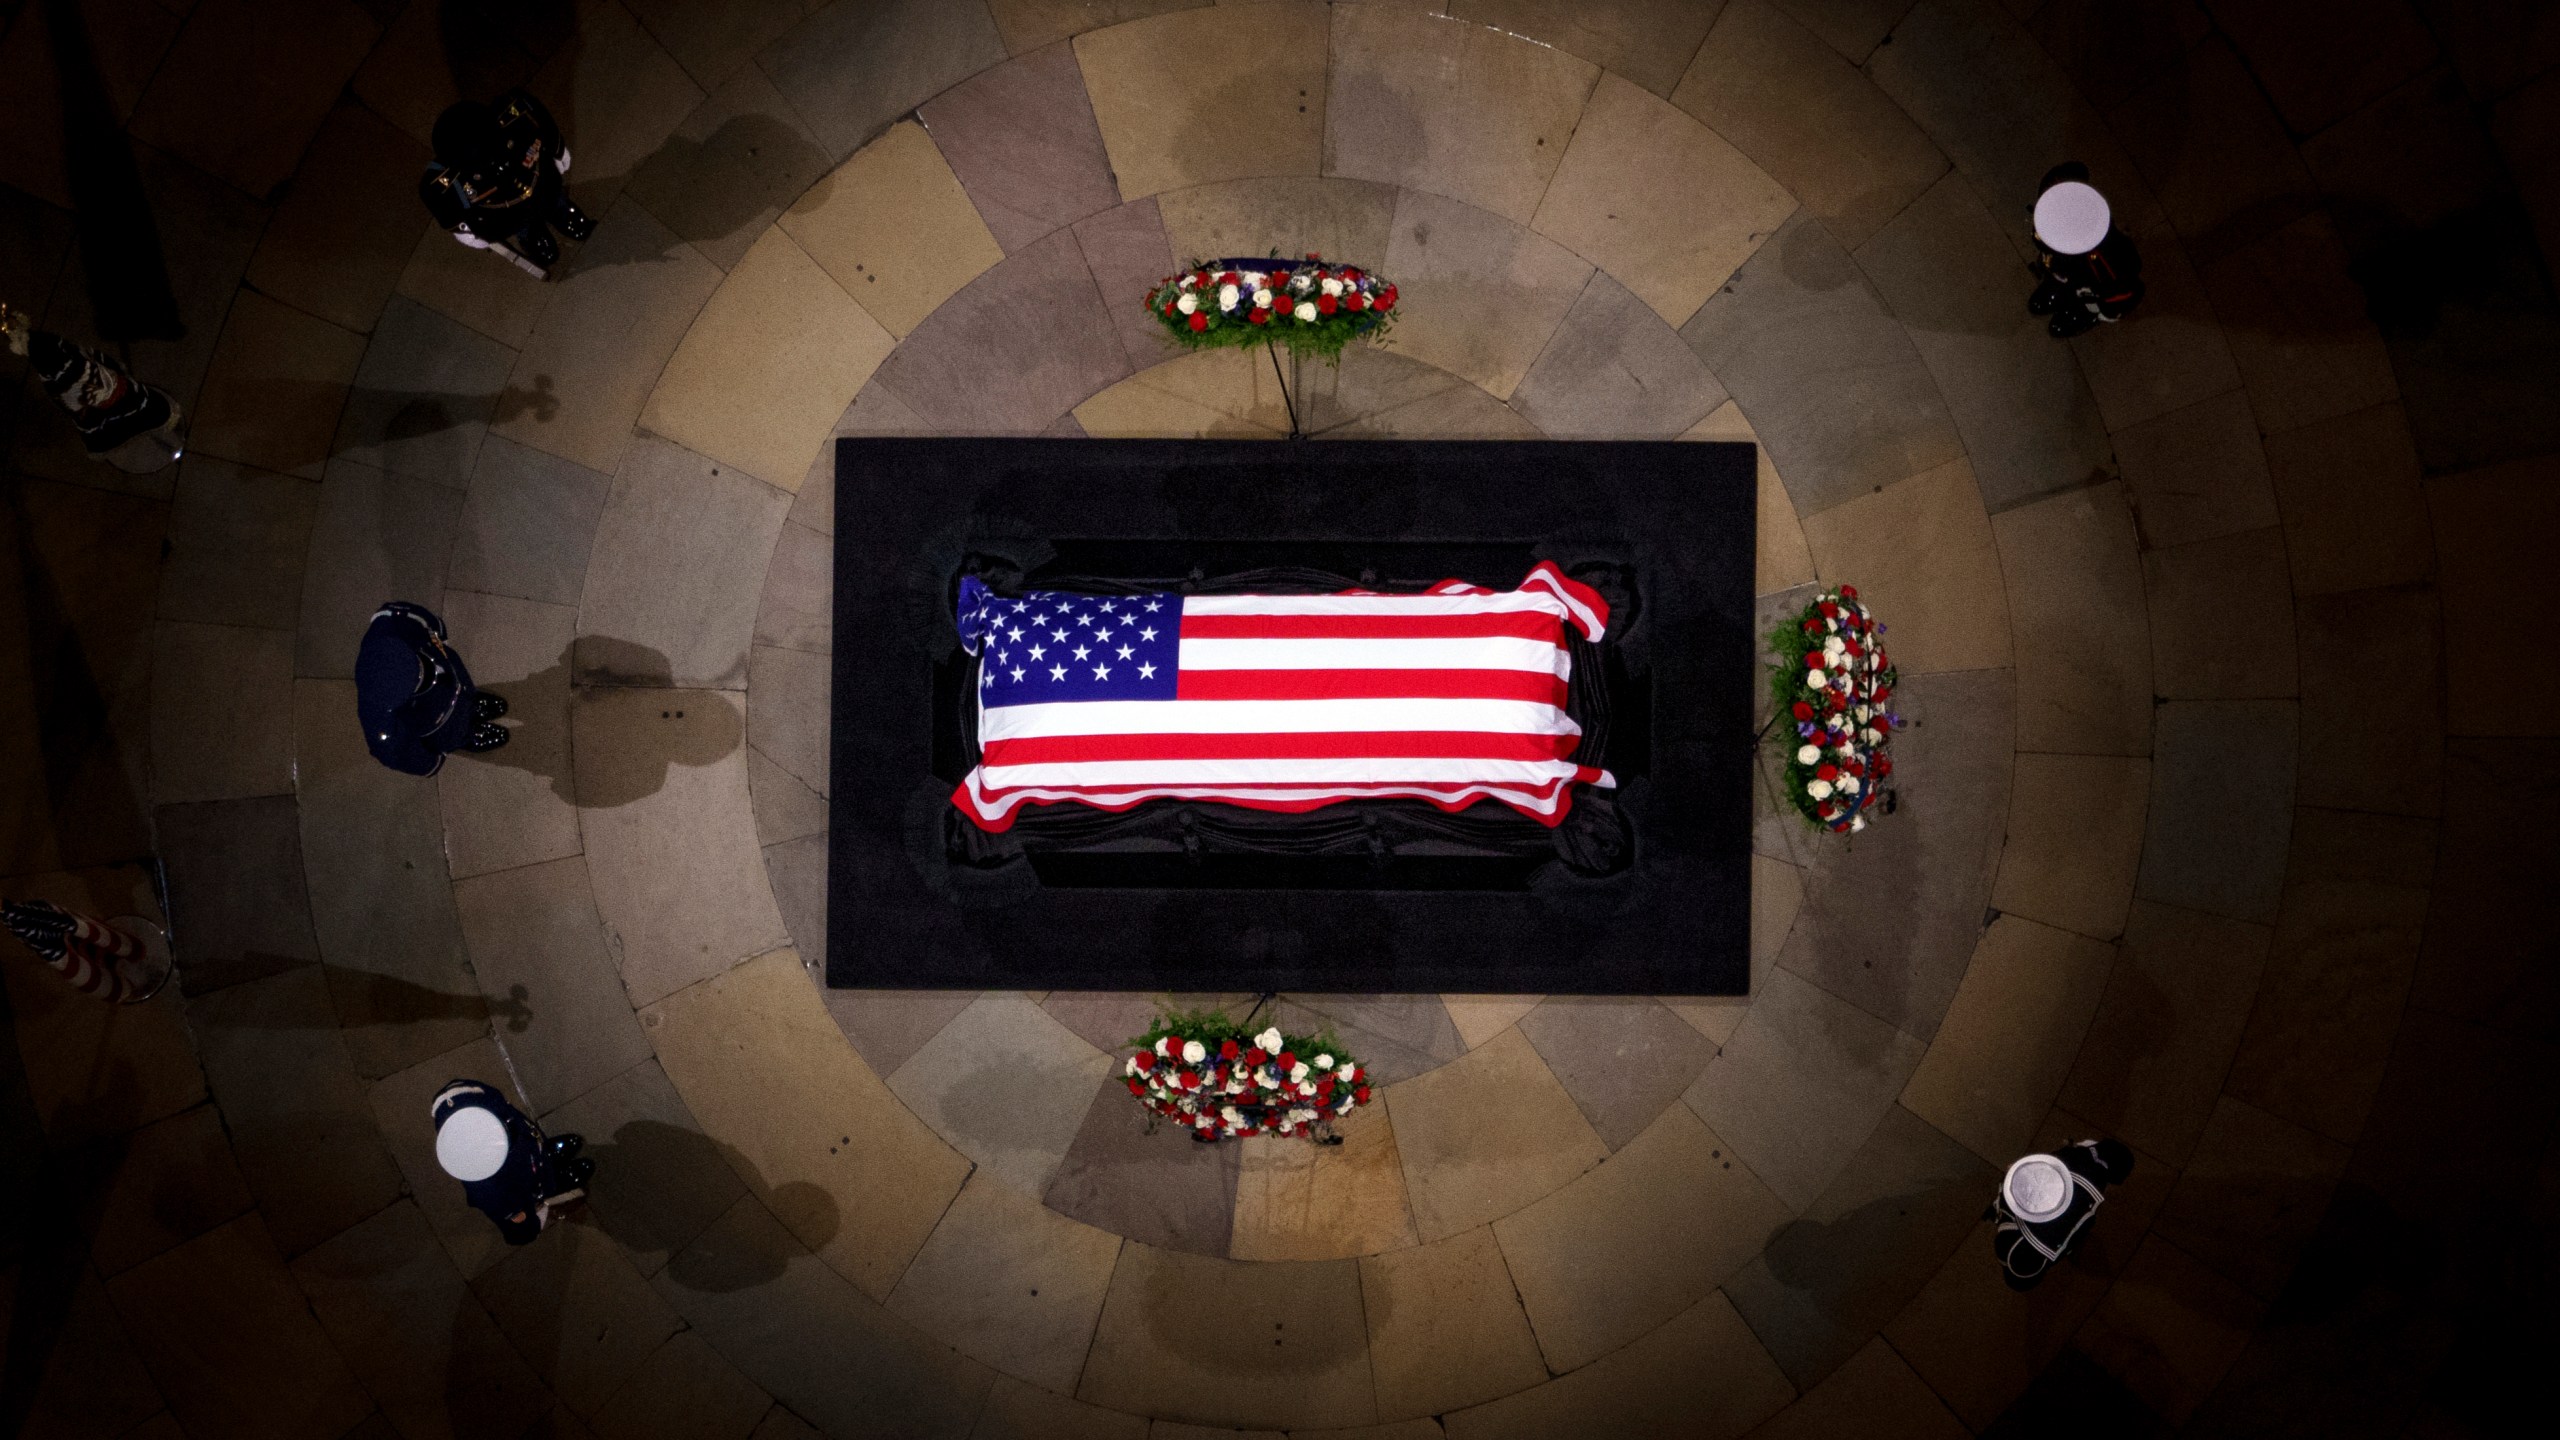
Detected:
[1144,255,1396,360]
[1770,585,1901,834]
[1125,1009,1371,1142]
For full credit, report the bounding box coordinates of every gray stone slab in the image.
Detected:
[622,59,834,273]
[453,856,654,1115]
[2111,388,2280,550]
[2105,35,2316,263]
[2410,742,2559,1039]
[577,438,793,690]
[334,295,521,488]
[149,621,298,805]
[2295,586,2442,819]
[79,1103,256,1278]
[154,796,321,997]
[292,679,490,1079]
[2137,700,2298,924]
[821,989,981,1078]
[433,591,583,881]
[1449,0,1723,98]
[2210,0,2438,135]
[1855,174,2116,513]
[448,433,613,607]
[1040,991,1162,1057]
[186,964,405,1258]
[766,832,828,963]
[2149,1095,2349,1303]
[656,1198,997,1435]
[1071,198,1183,376]
[157,457,321,631]
[1722,1103,1995,1390]
[1685,212,1965,516]
[757,0,1011,162]
[1519,996,1718,1151]
[1776,667,2016,1041]
[540,1057,749,1279]
[0,182,74,317]
[748,645,829,799]
[887,993,1117,1198]
[748,745,829,847]
[1685,967,1931,1213]
[753,521,832,654]
[1511,269,1727,438]
[923,40,1122,252]
[872,226,1135,431]
[293,456,467,678]
[1043,1071,1240,1257]
[471,1222,685,1419]
[1257,997,1449,1089]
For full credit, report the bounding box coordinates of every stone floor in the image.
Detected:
[3,1,2556,1437]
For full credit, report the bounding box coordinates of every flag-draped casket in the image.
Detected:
[951,563,1615,830]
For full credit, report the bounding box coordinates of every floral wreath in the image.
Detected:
[1125,1007,1371,1142]
[1769,585,1901,833]
[1144,255,1397,360]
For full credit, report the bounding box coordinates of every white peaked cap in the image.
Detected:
[435,1105,508,1181]
[2033,181,2111,255]
[2003,1153,2073,1223]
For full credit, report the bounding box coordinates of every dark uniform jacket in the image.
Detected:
[27,330,175,452]
[356,602,475,776]
[420,89,566,245]
[430,1080,551,1247]
[1992,1138,2135,1291]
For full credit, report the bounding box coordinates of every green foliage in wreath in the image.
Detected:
[1143,255,1398,361]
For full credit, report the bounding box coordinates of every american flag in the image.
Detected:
[951,563,1615,830]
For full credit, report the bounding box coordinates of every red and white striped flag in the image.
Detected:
[952,563,1614,830]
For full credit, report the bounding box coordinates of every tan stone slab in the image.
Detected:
[2111,388,2281,551]
[2222,873,2427,1144]
[1075,376,1291,438]
[1671,0,1947,252]
[1685,401,1815,596]
[80,1103,252,1277]
[574,688,789,1007]
[397,219,556,351]
[188,289,368,481]
[2142,526,2297,699]
[642,229,895,493]
[1230,1102,1421,1260]
[587,1329,772,1440]
[1799,457,2012,675]
[1377,189,1593,399]
[1440,1291,1794,1440]
[369,1035,519,1281]
[1081,348,1298,436]
[1073,2,1331,200]
[2296,585,2442,818]
[1991,483,2152,756]
[2430,454,2560,735]
[576,438,792,691]
[2266,401,2433,596]
[1358,1226,1546,1420]
[2058,901,2271,1166]
[435,591,582,881]
[149,622,295,803]
[886,1169,1123,1393]
[1297,345,1472,434]
[1685,965,1928,1211]
[453,854,655,1113]
[1325,383,1544,438]
[1532,73,1795,326]
[754,521,832,655]
[781,121,1007,338]
[2075,1235,2264,1423]
[1494,1106,1790,1373]
[157,458,323,634]
[525,0,705,214]
[2199,210,2399,435]
[1448,0,1722,98]
[1746,1335,1969,1440]
[624,63,835,274]
[748,644,831,800]
[1439,995,1540,1051]
[490,204,722,477]
[885,992,1116,1197]
[644,949,972,1299]
[2150,1094,2350,1302]
[0,867,204,1144]
[1989,753,2151,941]
[106,1214,373,1440]
[1288,1422,1447,1440]
[988,0,1212,55]
[1155,175,1400,274]
[2072,222,2242,433]
[972,1374,1149,1439]
[473,1219,685,1420]
[1324,6,1596,223]
[1383,1027,1609,1242]
[1078,1241,1376,1430]
[1900,916,2117,1165]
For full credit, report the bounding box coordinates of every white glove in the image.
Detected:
[451,229,492,250]
[554,146,572,175]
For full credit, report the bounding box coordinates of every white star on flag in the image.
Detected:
[1072,645,1091,661]
[1093,664,1110,679]
[1049,665,1067,681]
[1137,662,1156,679]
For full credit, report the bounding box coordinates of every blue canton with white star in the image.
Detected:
[977,591,1181,708]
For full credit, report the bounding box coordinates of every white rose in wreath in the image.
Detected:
[1175,292,1197,314]
[1293,300,1318,322]
[1796,744,1821,764]
[1256,1026,1285,1054]
[1218,283,1239,311]
[1807,670,1828,688]
[1254,287,1274,307]
[1807,779,1835,800]
[1839,776,1861,794]
[1314,1054,1335,1070]
[1154,1037,1170,1056]
[1320,276,1344,296]
[1852,814,1868,832]
[1290,1061,1310,1083]
[1182,1039,1206,1065]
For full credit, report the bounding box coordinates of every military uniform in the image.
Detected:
[430,1079,592,1247]
[3,304,181,454]
[1990,1138,2135,1290]
[419,89,594,274]
[355,601,508,775]
[2028,163,2145,338]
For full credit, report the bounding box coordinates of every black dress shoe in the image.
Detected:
[555,200,595,243]
[564,1157,595,1188]
[544,1133,583,1160]
[474,691,509,722]
[462,722,511,753]
[512,225,559,269]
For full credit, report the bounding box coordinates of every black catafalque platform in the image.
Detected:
[828,437,1757,995]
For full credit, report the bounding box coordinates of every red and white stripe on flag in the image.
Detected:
[954,562,1614,830]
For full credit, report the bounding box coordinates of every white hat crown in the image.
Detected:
[2033,181,2112,255]
[435,1105,509,1181]
[2003,1153,2073,1223]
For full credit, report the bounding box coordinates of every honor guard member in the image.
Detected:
[1989,1138,2136,1290]
[356,601,509,775]
[420,88,595,277]
[2028,162,2145,339]
[431,1079,594,1247]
